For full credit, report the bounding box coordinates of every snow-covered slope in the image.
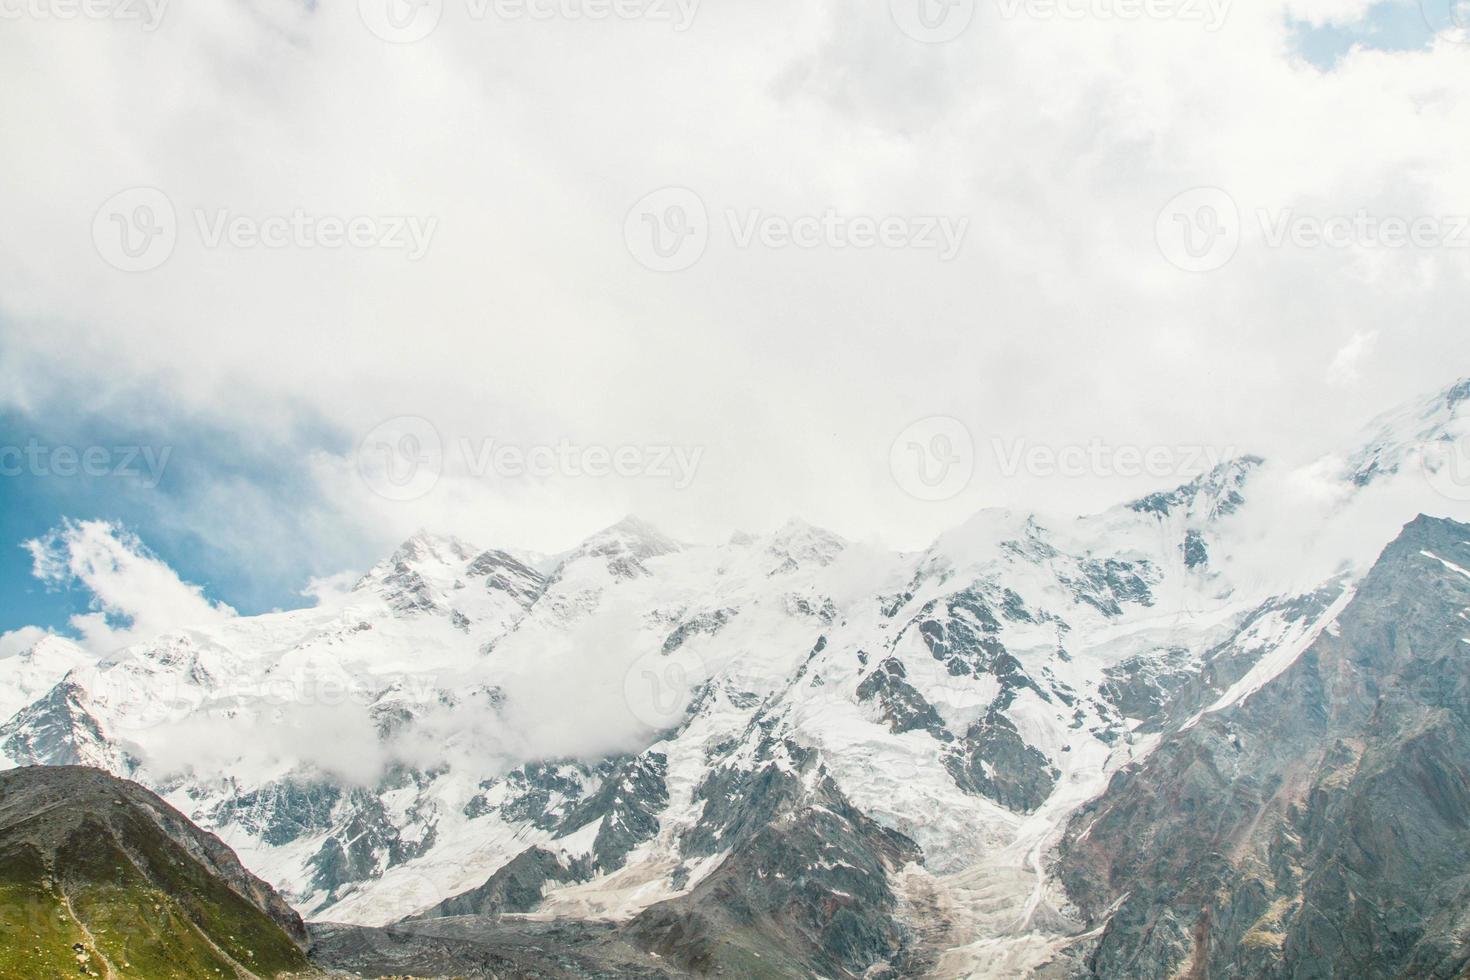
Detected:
[0,635,95,722]
[2,379,1468,978]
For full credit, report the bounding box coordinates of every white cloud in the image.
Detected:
[0,626,50,660]
[1283,0,1382,27]
[24,520,235,653]
[147,701,389,788]
[300,569,362,606]
[1327,330,1379,386]
[0,0,1466,567]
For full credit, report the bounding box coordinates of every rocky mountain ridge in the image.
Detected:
[1,379,1468,977]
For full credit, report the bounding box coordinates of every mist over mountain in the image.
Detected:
[1,380,1468,977]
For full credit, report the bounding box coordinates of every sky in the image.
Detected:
[2,0,1469,638]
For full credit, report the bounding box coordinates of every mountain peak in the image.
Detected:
[550,515,683,581]
[771,517,844,545]
[1126,455,1262,520]
[764,519,847,572]
[388,530,479,566]
[583,515,681,556]
[12,633,87,664]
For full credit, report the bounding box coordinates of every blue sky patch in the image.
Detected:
[1290,1,1442,69]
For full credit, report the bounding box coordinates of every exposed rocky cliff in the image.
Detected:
[1057,515,1470,979]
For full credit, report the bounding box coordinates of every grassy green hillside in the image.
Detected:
[0,767,312,979]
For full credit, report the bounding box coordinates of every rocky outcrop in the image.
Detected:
[634,737,922,979]
[0,683,117,769]
[1058,516,1470,979]
[418,847,586,919]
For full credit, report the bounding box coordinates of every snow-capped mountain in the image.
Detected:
[0,634,95,723]
[3,380,1469,978]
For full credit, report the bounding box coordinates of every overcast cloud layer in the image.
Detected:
[2,0,1468,589]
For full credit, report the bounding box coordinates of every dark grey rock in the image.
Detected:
[1057,515,1470,980]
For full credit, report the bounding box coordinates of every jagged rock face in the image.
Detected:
[944,706,1060,813]
[206,778,343,847]
[1057,516,1470,979]
[568,752,670,870]
[304,774,441,906]
[632,737,923,979]
[1129,456,1260,520]
[661,608,737,654]
[857,657,950,739]
[465,758,606,828]
[465,548,545,608]
[0,683,118,770]
[418,847,587,919]
[1098,646,1197,725]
